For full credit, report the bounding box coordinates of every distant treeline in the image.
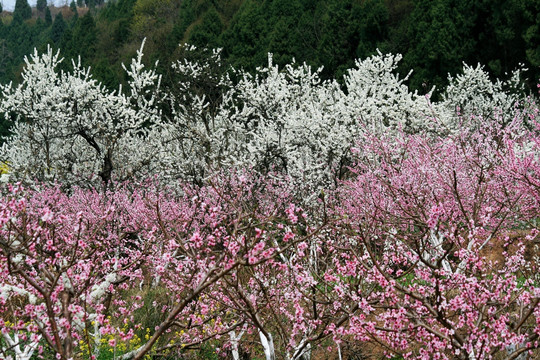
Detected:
[0,0,539,92]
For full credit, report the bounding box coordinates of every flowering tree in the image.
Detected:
[158,46,357,189]
[0,42,162,188]
[0,184,151,360]
[0,42,538,360]
[441,63,526,130]
[0,170,329,360]
[331,111,540,359]
[0,43,531,194]
[123,171,329,360]
[143,46,534,194]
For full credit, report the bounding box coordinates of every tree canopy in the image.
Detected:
[0,0,537,92]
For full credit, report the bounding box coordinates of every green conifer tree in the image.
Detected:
[221,0,269,70]
[45,7,52,26]
[70,0,77,13]
[402,0,478,91]
[37,0,47,14]
[67,13,96,61]
[51,12,67,44]
[189,6,223,49]
[13,0,32,22]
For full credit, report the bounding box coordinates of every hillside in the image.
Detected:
[0,0,538,92]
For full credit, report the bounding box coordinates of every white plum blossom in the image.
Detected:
[0,41,162,187]
[441,62,526,130]
[0,44,531,195]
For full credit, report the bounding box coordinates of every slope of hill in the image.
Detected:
[0,0,538,93]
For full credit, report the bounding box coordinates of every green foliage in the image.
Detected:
[524,0,540,74]
[195,342,220,359]
[318,0,386,79]
[130,0,178,62]
[65,13,97,62]
[37,0,47,14]
[188,6,223,49]
[70,0,78,14]
[93,57,118,90]
[355,0,389,58]
[132,0,174,39]
[474,0,530,78]
[0,0,538,95]
[171,0,196,41]
[265,0,304,66]
[101,0,137,21]
[221,0,268,70]
[45,7,52,26]
[51,12,67,45]
[13,0,32,23]
[402,0,478,91]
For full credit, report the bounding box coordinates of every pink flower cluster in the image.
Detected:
[1,109,540,360]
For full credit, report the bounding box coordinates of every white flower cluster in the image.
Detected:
[0,42,162,187]
[441,62,525,129]
[158,49,435,190]
[0,44,530,191]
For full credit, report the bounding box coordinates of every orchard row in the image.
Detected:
[1,103,539,358]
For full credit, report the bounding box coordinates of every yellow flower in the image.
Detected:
[0,162,9,174]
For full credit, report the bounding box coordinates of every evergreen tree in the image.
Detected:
[100,0,137,21]
[402,0,478,92]
[13,0,32,22]
[77,0,84,7]
[265,0,305,66]
[37,0,47,14]
[473,0,530,78]
[0,2,3,13]
[524,1,540,69]
[67,13,96,61]
[318,0,363,79]
[355,0,389,59]
[221,0,269,70]
[51,12,67,44]
[59,27,73,62]
[70,0,79,22]
[189,6,223,49]
[45,7,52,26]
[172,0,196,42]
[70,0,77,14]
[7,20,33,66]
[93,58,118,90]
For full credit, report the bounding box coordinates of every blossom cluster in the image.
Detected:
[0,112,539,359]
[0,44,538,360]
[0,44,529,193]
